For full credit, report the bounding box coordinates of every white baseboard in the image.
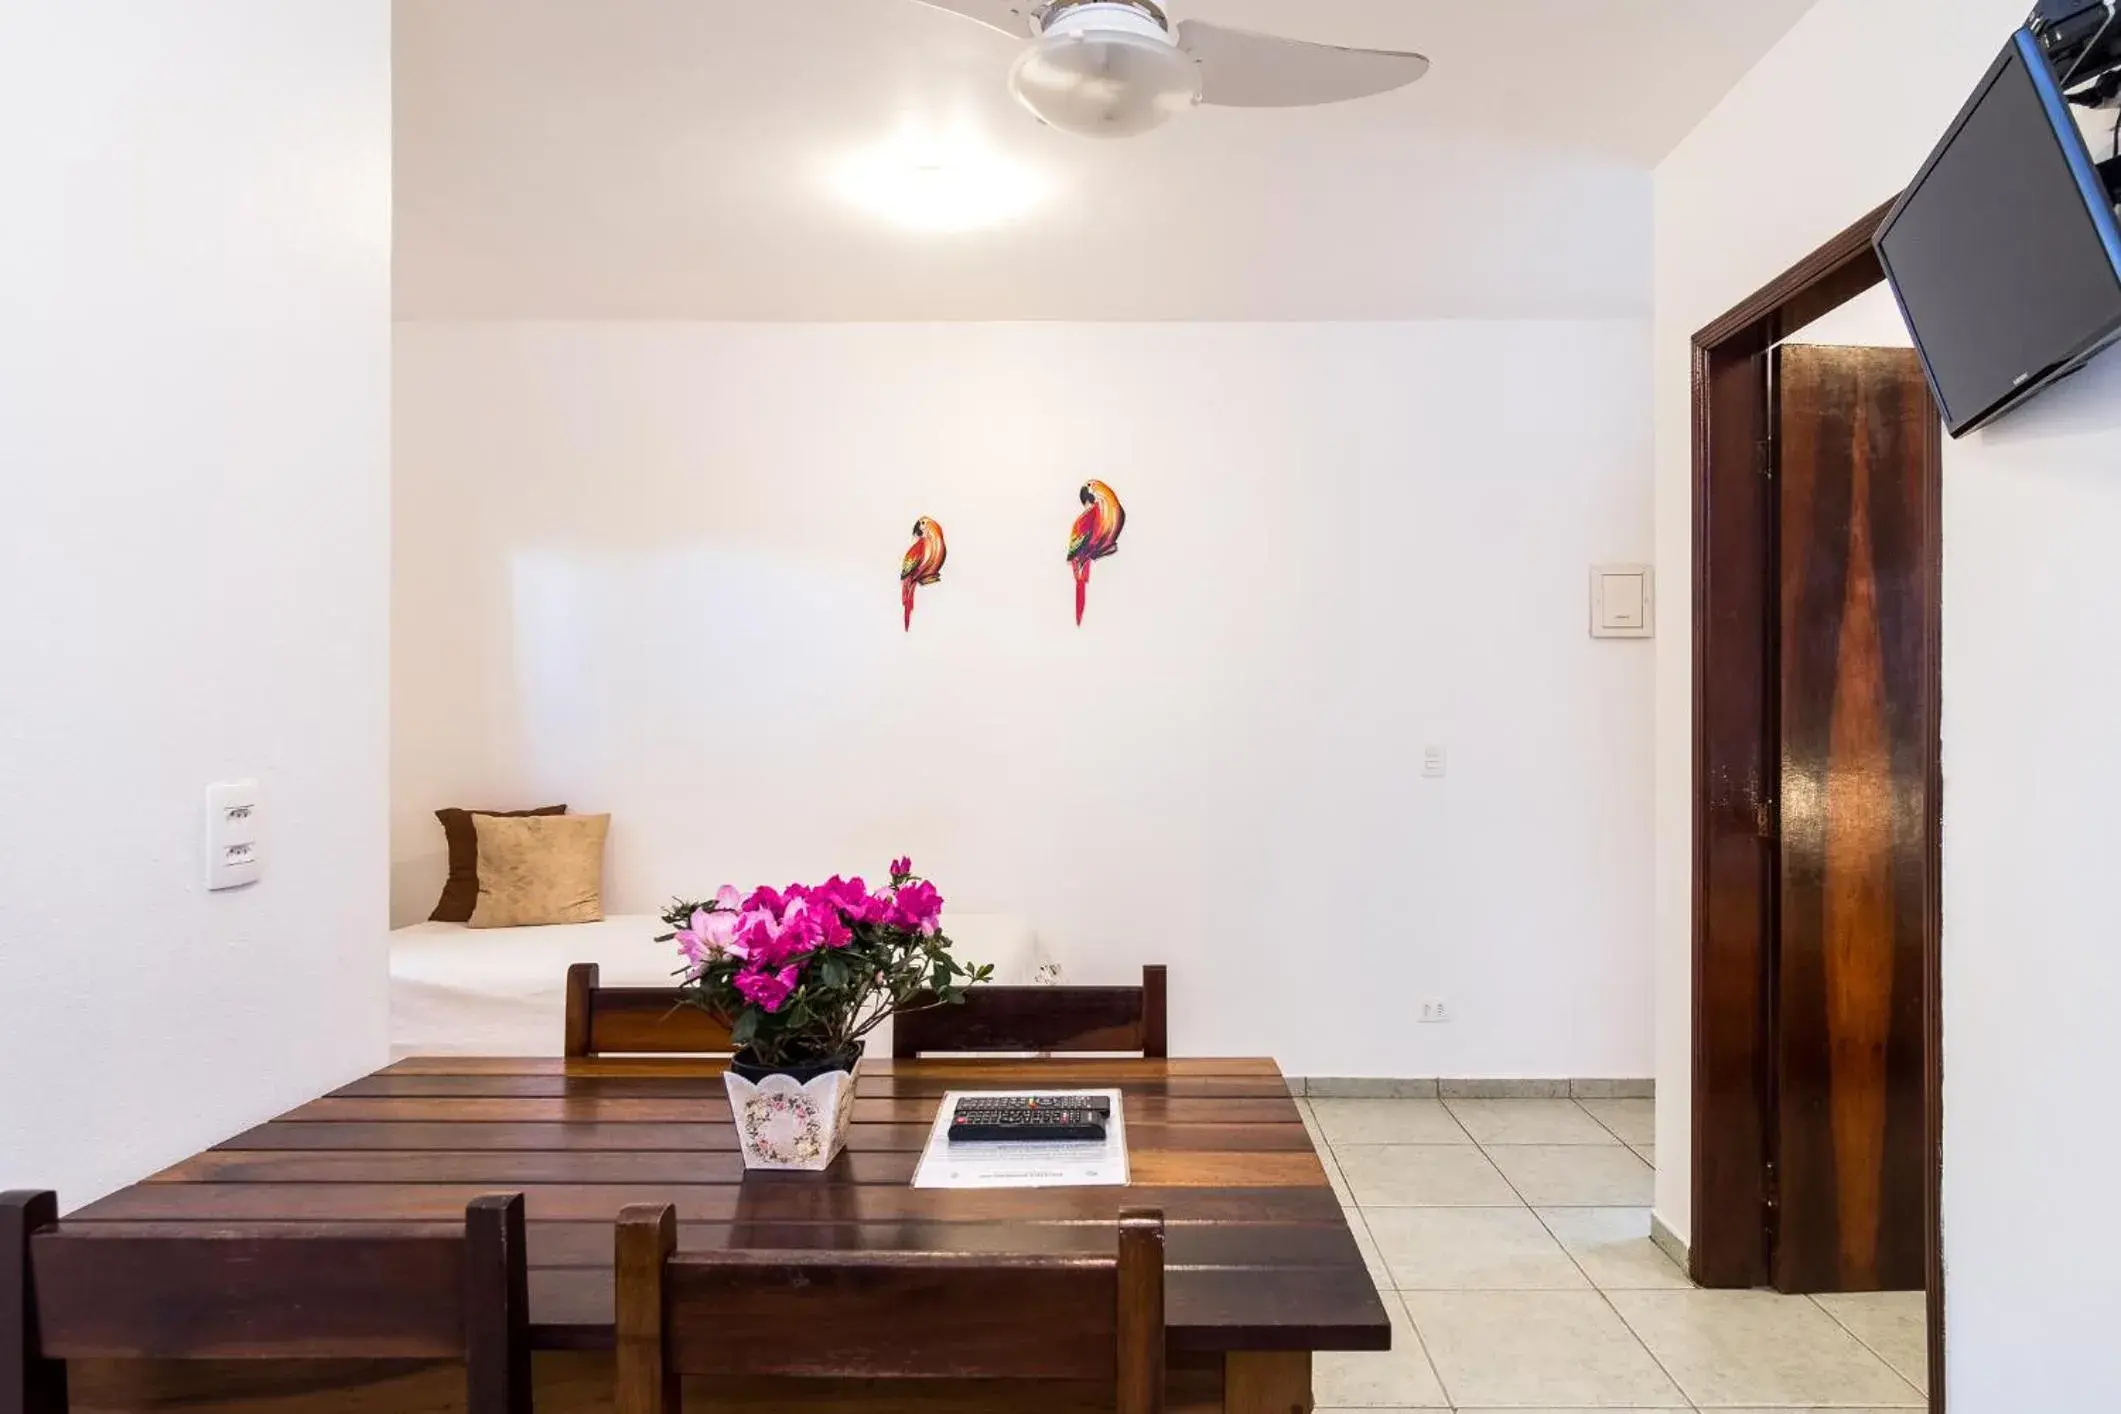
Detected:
[1650,1213,1689,1274]
[1291,1077,1654,1100]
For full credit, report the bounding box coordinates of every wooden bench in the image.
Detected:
[894,964,1169,1058]
[564,962,735,1057]
[1,1190,532,1414]
[613,1202,1165,1414]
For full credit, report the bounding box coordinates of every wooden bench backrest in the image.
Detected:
[1,1191,529,1414]
[565,963,735,1058]
[614,1204,1163,1413]
[892,964,1168,1058]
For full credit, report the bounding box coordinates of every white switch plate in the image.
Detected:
[206,779,260,891]
[1591,564,1655,638]
[1422,746,1447,779]
[1418,1000,1452,1024]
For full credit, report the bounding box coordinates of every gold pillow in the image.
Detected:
[467,812,610,928]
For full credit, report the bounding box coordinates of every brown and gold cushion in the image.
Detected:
[430,804,566,922]
[467,812,610,928]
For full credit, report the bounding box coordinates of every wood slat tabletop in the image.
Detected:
[62,1056,1390,1357]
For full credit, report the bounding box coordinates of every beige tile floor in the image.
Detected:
[1300,1096,1930,1412]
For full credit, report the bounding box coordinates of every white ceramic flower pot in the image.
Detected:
[723,1060,860,1171]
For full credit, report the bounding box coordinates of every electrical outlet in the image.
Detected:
[205,779,261,891]
[1418,999,1452,1024]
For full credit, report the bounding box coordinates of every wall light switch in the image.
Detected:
[1591,564,1655,638]
[206,780,261,891]
[1422,746,1447,779]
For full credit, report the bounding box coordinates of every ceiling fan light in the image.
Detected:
[1008,23,1202,139]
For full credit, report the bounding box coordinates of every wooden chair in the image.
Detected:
[613,1203,1165,1414]
[565,962,735,1057]
[893,963,1168,1058]
[1,1190,532,1414]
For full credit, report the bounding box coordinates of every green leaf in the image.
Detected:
[730,1009,759,1049]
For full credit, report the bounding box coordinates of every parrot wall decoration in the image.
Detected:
[1066,479,1127,625]
[900,516,947,631]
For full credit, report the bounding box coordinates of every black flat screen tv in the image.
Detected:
[1875,26,2121,436]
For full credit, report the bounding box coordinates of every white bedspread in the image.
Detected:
[390,913,1038,1058]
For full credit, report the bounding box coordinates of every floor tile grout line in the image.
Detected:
[1483,1121,1701,1407]
[1515,1196,1704,1410]
[1380,1279,1456,1408]
[1306,1106,1409,1300]
[1446,1095,1637,1150]
[1304,1101,1367,1206]
[1324,1099,1770,1414]
[1320,1126,1461,1405]
[1344,1208,1459,1402]
[1314,1094,1476,1149]
[1467,1127,1648,1208]
[1806,1292,1930,1401]
[1587,1275,1702,1411]
[1571,1094,1645,1148]
[1359,1124,1690,1411]
[1419,1112,1696,1411]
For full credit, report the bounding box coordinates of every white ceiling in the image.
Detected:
[394,0,1818,321]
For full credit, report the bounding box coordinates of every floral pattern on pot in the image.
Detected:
[724,1066,859,1171]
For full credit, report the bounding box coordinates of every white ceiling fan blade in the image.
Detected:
[905,0,1039,40]
[1177,20,1430,109]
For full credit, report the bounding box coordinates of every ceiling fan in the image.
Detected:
[909,0,1430,138]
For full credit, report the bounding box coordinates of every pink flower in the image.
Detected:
[809,875,868,917]
[728,915,768,962]
[675,860,943,1000]
[884,880,944,936]
[803,874,890,929]
[730,895,840,968]
[674,907,741,966]
[733,914,784,966]
[743,884,789,920]
[733,963,801,1013]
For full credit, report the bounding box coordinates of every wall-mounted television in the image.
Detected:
[1875,26,2121,436]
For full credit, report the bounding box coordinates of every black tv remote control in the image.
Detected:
[947,1094,1112,1143]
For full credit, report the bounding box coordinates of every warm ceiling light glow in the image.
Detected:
[828,134,1047,234]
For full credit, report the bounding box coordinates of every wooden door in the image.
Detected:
[1693,346,1777,1289]
[1771,344,1934,1293]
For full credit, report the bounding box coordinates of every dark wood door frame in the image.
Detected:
[1689,197,1944,1409]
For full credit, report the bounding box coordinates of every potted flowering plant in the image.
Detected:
[659,857,989,1169]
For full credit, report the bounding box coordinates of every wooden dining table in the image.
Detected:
[57,1055,1387,1414]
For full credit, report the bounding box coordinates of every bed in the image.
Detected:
[389,913,1039,1057]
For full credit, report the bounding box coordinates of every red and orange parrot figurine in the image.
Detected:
[1066,479,1127,625]
[900,516,947,631]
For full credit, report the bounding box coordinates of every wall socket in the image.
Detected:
[205,779,261,891]
[1418,999,1452,1024]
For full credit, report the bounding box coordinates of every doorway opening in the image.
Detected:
[1689,199,1944,1409]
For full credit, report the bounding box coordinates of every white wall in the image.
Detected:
[394,320,1655,1080]
[1654,1,2121,1404]
[1782,284,1914,348]
[0,3,392,1205]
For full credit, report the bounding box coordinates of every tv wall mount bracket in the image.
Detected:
[2033,1,2121,98]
